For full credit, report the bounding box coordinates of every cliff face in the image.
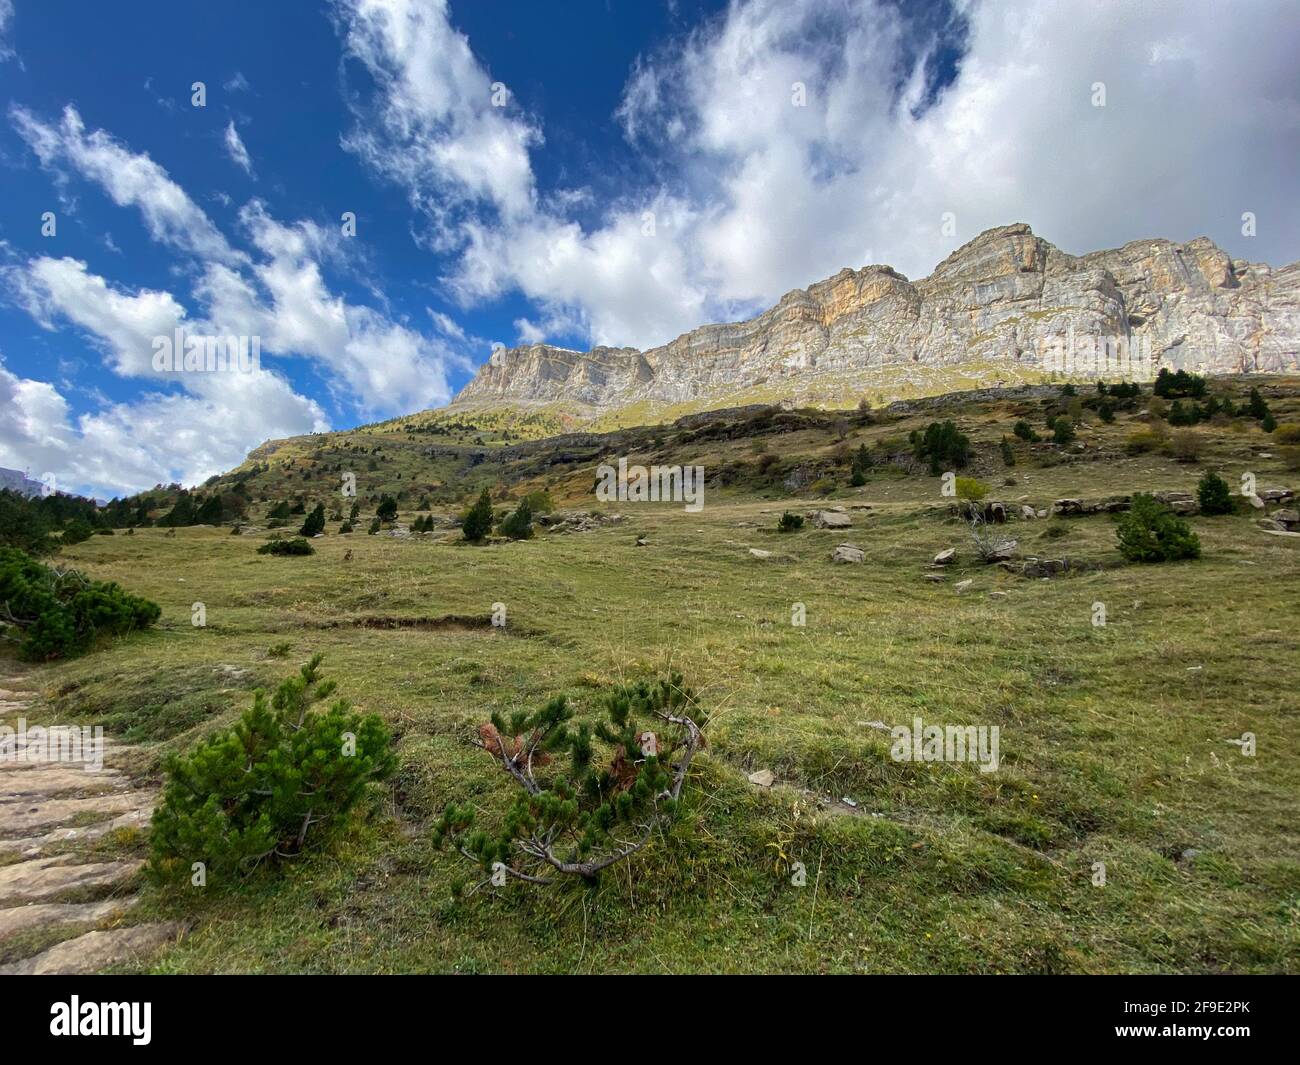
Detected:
[452,224,1300,417]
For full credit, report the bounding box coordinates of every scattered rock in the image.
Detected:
[635,536,648,547]
[1020,505,1037,520]
[933,548,956,565]
[811,510,853,529]
[1246,493,1265,510]
[954,579,973,593]
[1271,508,1299,528]
[0,857,144,907]
[0,922,184,976]
[748,548,773,559]
[0,897,139,942]
[922,573,946,582]
[831,543,865,564]
[748,769,775,788]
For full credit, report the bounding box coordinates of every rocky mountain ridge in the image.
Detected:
[451,224,1299,421]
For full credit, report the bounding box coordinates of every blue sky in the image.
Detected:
[0,0,1296,499]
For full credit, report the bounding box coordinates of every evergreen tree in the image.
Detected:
[499,500,534,540]
[299,503,326,537]
[195,495,223,525]
[461,488,494,542]
[377,495,398,522]
[1116,494,1201,563]
[1197,471,1234,516]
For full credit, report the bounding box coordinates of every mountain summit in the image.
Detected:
[451,224,1299,424]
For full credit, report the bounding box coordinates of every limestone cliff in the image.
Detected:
[451,224,1299,419]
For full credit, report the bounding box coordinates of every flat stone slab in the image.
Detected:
[0,921,182,975]
[0,857,143,906]
[0,763,128,799]
[0,897,139,942]
[0,790,155,838]
[0,806,155,857]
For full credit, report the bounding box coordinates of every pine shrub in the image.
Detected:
[1116,494,1201,563]
[461,488,494,542]
[149,655,395,885]
[0,548,160,660]
[499,500,534,540]
[433,673,705,892]
[1197,471,1234,515]
[257,537,314,556]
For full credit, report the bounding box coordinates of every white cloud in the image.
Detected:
[11,105,241,264]
[224,120,254,176]
[334,0,539,237]
[0,355,326,498]
[4,106,470,495]
[335,0,1300,354]
[8,256,188,378]
[0,0,14,62]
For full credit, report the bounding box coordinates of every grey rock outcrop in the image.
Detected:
[451,224,1299,420]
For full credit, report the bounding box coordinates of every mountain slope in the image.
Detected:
[451,223,1300,424]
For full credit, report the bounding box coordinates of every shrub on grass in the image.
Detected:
[1197,471,1234,515]
[61,519,96,545]
[433,673,705,893]
[0,547,161,661]
[461,488,494,542]
[1051,416,1076,445]
[1115,494,1201,563]
[955,476,990,502]
[298,503,326,537]
[1125,429,1162,454]
[149,655,395,886]
[777,510,804,532]
[499,500,534,540]
[257,537,314,556]
[911,420,971,474]
[1167,430,1202,463]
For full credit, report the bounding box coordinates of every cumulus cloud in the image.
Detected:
[223,120,254,176]
[0,354,326,498]
[4,106,466,494]
[11,104,241,264]
[334,0,539,240]
[334,0,1300,353]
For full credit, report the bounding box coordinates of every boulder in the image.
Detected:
[748,769,775,788]
[933,548,956,565]
[1020,505,1037,520]
[812,510,853,529]
[1271,508,1299,528]
[1022,558,1067,578]
[954,579,973,593]
[748,548,774,559]
[831,543,865,564]
[987,539,1019,562]
[1246,493,1265,510]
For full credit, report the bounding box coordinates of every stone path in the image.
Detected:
[0,672,182,974]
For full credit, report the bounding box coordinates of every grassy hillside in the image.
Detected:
[4,375,1298,973]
